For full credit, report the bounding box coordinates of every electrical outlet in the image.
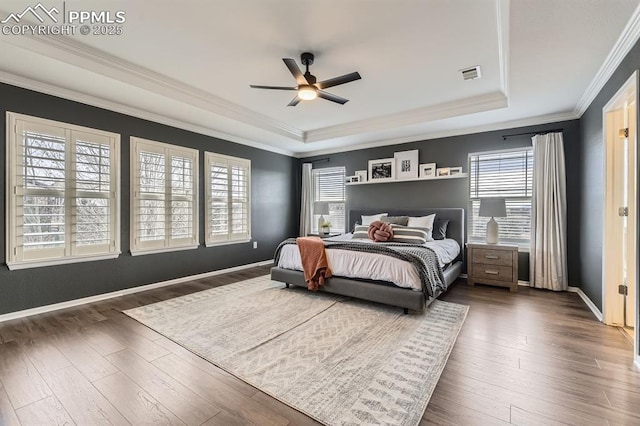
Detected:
[253,241,258,249]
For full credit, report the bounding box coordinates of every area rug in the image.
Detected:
[124,275,468,426]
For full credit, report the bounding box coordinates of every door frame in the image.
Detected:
[602,70,639,368]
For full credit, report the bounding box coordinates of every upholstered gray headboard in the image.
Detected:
[348,208,465,263]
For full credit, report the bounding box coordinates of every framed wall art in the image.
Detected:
[368,158,395,182]
[394,149,419,180]
[436,167,451,177]
[355,170,367,183]
[420,163,436,178]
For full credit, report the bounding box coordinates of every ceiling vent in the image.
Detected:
[461,66,481,81]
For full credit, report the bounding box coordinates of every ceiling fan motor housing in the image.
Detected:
[301,52,314,66]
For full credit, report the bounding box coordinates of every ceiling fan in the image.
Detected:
[249,52,361,106]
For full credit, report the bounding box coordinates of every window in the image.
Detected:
[6,112,120,269]
[205,153,251,246]
[130,137,198,254]
[312,167,346,233]
[469,148,534,246]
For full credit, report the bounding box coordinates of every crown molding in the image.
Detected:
[1,30,305,141]
[295,111,578,157]
[0,70,296,157]
[304,91,508,144]
[574,2,640,116]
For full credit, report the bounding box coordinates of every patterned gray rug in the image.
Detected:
[124,275,468,426]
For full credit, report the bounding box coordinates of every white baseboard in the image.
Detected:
[567,286,604,322]
[0,259,274,324]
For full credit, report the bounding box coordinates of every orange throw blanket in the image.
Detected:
[296,237,332,291]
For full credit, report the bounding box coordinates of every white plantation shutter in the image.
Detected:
[6,113,120,269]
[205,153,251,245]
[469,148,534,244]
[312,167,346,233]
[130,138,198,254]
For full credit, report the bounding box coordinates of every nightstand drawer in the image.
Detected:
[473,265,514,282]
[472,248,513,266]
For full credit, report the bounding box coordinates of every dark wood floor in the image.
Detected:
[0,266,638,425]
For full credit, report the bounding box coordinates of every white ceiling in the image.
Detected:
[1,0,639,156]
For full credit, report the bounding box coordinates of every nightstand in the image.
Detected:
[307,233,341,239]
[467,242,518,292]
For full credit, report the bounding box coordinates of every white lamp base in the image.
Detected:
[318,215,326,235]
[486,217,499,244]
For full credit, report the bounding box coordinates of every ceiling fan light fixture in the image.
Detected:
[298,85,317,100]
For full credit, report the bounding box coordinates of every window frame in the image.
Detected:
[204,152,251,247]
[311,166,346,234]
[6,112,121,270]
[130,137,199,255]
[468,146,534,249]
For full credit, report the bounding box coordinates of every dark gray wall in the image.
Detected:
[0,83,299,315]
[301,120,582,283]
[578,40,640,310]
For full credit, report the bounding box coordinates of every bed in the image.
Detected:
[270,208,465,313]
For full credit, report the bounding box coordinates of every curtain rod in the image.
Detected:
[501,128,563,140]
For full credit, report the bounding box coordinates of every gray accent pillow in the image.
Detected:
[432,219,450,240]
[381,216,409,226]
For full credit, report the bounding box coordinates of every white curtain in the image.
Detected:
[530,132,568,291]
[300,163,313,236]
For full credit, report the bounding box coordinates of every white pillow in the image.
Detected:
[407,214,436,241]
[361,213,388,226]
[407,214,436,229]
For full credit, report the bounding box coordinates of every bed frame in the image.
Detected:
[270,208,465,313]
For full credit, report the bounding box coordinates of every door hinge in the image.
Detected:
[619,207,629,217]
[619,128,629,138]
[618,284,628,295]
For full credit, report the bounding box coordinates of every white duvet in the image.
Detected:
[276,235,460,291]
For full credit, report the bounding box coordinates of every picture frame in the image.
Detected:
[355,170,367,183]
[368,158,395,182]
[346,175,360,183]
[436,167,451,177]
[420,163,437,179]
[450,167,463,175]
[394,149,419,180]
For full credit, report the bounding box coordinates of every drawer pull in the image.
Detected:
[485,255,499,259]
[484,270,499,275]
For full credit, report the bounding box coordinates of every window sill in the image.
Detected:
[130,245,199,256]
[205,239,251,248]
[6,252,121,270]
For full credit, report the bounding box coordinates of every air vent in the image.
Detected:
[461,66,481,81]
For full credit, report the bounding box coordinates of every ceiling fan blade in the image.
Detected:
[283,58,309,85]
[317,90,348,105]
[287,96,301,107]
[249,85,297,90]
[316,72,361,90]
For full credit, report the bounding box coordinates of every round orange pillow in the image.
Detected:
[368,220,394,242]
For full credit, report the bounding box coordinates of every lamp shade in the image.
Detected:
[314,201,330,215]
[479,198,506,218]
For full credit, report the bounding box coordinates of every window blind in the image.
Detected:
[7,113,120,269]
[205,153,251,245]
[468,148,533,244]
[130,137,198,254]
[312,167,346,233]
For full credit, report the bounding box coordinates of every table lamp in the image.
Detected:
[314,201,330,234]
[479,198,506,244]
